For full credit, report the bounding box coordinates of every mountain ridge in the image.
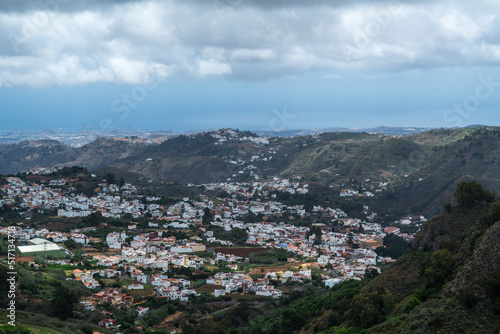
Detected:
[0,126,499,219]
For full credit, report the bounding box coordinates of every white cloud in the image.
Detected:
[0,0,500,86]
[230,49,275,61]
[198,60,232,77]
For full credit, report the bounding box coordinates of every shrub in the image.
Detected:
[443,202,452,213]
[420,250,455,288]
[0,325,31,334]
[345,288,395,328]
[403,296,422,313]
[454,181,495,208]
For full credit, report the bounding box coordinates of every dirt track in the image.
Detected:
[160,311,184,325]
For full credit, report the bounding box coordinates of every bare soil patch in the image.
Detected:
[213,247,267,258]
[195,284,224,294]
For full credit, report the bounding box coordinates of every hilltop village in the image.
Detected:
[0,168,422,332]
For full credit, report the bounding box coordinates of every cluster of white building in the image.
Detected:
[24,166,61,175]
[72,268,120,289]
[203,177,309,199]
[210,128,269,146]
[151,273,199,301]
[207,271,281,299]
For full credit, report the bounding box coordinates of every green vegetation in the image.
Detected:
[0,263,100,333]
[375,234,407,259]
[0,325,31,334]
[213,227,248,245]
[248,249,288,265]
[202,207,213,224]
[455,180,496,208]
[345,287,395,329]
[182,281,367,334]
[419,249,455,289]
[51,284,79,320]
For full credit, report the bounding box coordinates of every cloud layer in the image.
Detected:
[1,0,500,86]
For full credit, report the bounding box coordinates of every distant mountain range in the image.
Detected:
[0,125,482,147]
[255,126,436,137]
[0,126,498,219]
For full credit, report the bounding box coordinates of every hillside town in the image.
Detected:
[0,172,423,331]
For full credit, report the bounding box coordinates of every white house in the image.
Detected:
[127,284,144,290]
[324,278,343,288]
[106,232,123,249]
[214,289,226,298]
[137,306,149,317]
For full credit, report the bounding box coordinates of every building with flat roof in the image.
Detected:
[28,238,53,245]
[16,240,66,258]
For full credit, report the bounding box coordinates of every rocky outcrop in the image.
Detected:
[446,221,500,298]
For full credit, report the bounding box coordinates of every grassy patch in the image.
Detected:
[24,325,62,334]
[196,284,224,294]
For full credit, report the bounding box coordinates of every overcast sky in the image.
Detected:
[1,0,500,131]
